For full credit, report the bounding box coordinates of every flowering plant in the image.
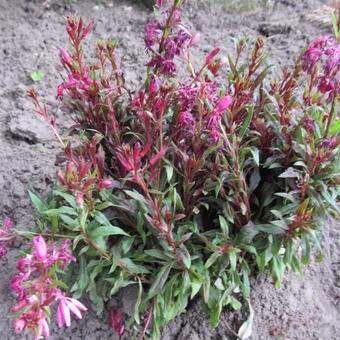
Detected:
[9,234,86,339]
[1,0,339,339]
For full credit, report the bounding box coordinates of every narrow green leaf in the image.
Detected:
[279,167,299,178]
[120,258,150,274]
[89,226,129,238]
[42,206,77,217]
[125,190,147,204]
[237,299,254,339]
[239,106,254,140]
[148,263,173,298]
[219,215,229,239]
[28,190,44,213]
[134,279,143,324]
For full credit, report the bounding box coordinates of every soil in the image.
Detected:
[0,0,339,339]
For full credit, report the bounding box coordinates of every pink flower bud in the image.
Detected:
[149,147,167,168]
[81,21,94,40]
[4,217,11,230]
[99,179,113,190]
[188,32,200,48]
[77,17,83,35]
[119,324,125,336]
[33,236,47,261]
[217,95,232,112]
[12,299,27,312]
[206,47,220,65]
[75,193,84,209]
[40,318,50,338]
[60,48,72,65]
[56,170,66,185]
[133,142,141,164]
[149,77,157,93]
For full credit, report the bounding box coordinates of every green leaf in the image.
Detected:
[219,215,229,239]
[279,167,299,178]
[71,256,89,298]
[178,244,191,269]
[230,296,242,310]
[148,263,173,298]
[89,226,129,238]
[137,211,146,244]
[120,258,150,274]
[229,252,237,271]
[209,303,221,329]
[250,147,259,166]
[190,276,202,299]
[301,234,310,265]
[242,270,250,299]
[145,249,173,261]
[28,190,44,213]
[274,192,296,202]
[42,206,77,217]
[239,106,254,140]
[53,190,77,208]
[122,237,135,254]
[30,70,45,82]
[205,251,221,269]
[237,299,254,339]
[124,190,147,204]
[134,279,143,324]
[165,165,174,182]
[330,119,340,135]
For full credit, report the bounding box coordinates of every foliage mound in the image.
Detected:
[2,0,340,339]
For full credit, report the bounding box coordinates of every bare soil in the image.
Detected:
[0,0,339,339]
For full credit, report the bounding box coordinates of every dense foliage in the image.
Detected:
[1,0,340,339]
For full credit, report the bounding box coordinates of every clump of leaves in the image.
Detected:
[24,0,339,338]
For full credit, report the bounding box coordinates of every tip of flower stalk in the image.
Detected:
[27,87,37,99]
[4,217,11,230]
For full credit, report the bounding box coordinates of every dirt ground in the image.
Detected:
[0,0,340,339]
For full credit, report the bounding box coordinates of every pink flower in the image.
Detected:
[33,236,47,260]
[98,179,113,190]
[57,297,87,328]
[37,318,50,339]
[27,294,39,305]
[13,319,26,333]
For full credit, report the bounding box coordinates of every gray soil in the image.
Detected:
[0,0,339,339]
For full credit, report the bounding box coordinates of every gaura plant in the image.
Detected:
[1,0,339,338]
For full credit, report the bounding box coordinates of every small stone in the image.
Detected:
[8,114,53,144]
